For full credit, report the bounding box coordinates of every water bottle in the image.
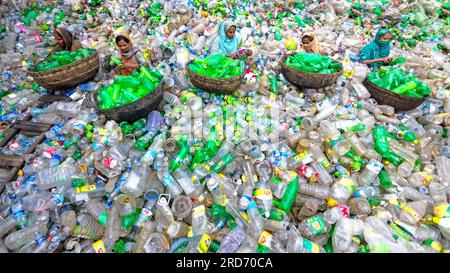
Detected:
[73,214,104,240]
[173,167,202,198]
[332,218,365,253]
[121,162,151,197]
[359,159,383,185]
[35,158,77,190]
[59,204,77,235]
[133,221,156,253]
[191,204,208,236]
[218,225,247,253]
[105,205,121,243]
[4,221,48,250]
[171,195,192,220]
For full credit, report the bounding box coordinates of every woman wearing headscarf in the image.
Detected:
[51,28,82,55]
[358,28,393,69]
[104,34,149,76]
[211,21,252,60]
[301,31,325,55]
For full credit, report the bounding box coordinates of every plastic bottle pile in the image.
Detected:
[0,0,449,253]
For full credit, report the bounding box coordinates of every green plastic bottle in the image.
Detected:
[373,126,390,156]
[169,141,190,173]
[211,153,234,173]
[378,169,393,189]
[272,176,299,213]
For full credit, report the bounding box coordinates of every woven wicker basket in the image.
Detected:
[363,79,427,111]
[29,51,99,91]
[186,60,244,94]
[280,54,343,89]
[82,81,164,123]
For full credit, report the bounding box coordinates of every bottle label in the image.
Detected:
[400,202,422,222]
[241,174,259,184]
[417,172,433,186]
[267,92,277,109]
[307,216,327,236]
[293,151,313,165]
[195,233,211,253]
[97,211,108,226]
[141,207,153,219]
[424,240,442,252]
[192,205,206,218]
[93,240,106,253]
[302,238,320,253]
[76,184,96,193]
[187,226,193,238]
[273,166,284,178]
[338,178,356,195]
[258,231,273,248]
[366,160,383,174]
[433,205,450,219]
[255,188,273,201]
[337,204,350,217]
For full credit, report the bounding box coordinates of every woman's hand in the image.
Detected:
[104,54,111,61]
[382,57,392,64]
[123,63,139,69]
[226,53,239,59]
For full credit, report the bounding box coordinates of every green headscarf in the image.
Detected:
[359,28,392,69]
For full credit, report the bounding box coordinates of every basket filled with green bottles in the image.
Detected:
[187,53,245,94]
[281,52,343,89]
[86,67,164,123]
[29,48,99,91]
[363,66,431,111]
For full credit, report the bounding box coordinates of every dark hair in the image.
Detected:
[302,35,313,42]
[116,36,130,44]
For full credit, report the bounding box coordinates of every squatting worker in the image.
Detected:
[358,28,393,69]
[301,31,325,55]
[211,21,253,60]
[104,34,149,76]
[51,28,82,55]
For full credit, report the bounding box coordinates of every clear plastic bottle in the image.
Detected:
[4,221,49,250]
[35,158,77,190]
[396,200,427,225]
[257,230,287,253]
[121,162,151,197]
[167,220,189,239]
[429,182,448,205]
[286,225,326,253]
[298,182,330,199]
[348,197,372,216]
[141,134,166,165]
[73,214,104,240]
[328,177,357,205]
[133,221,156,253]
[359,159,383,185]
[105,205,121,243]
[0,215,19,238]
[323,205,349,225]
[183,233,211,253]
[173,167,202,198]
[218,225,247,253]
[332,218,365,253]
[191,204,208,236]
[298,215,331,239]
[154,196,174,229]
[85,199,108,226]
[59,204,77,236]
